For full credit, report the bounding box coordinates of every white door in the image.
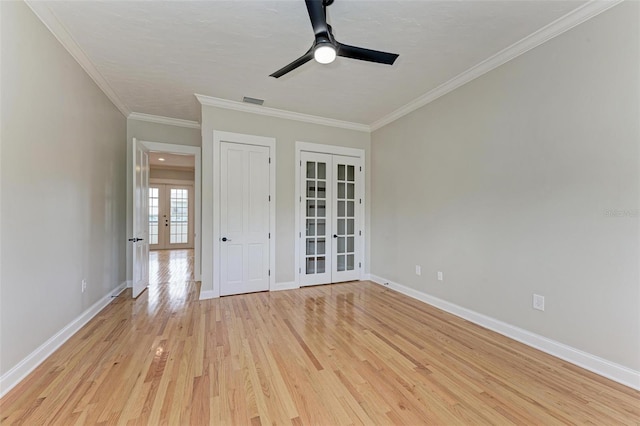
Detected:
[131,138,150,298]
[300,153,332,286]
[149,184,194,250]
[300,153,362,286]
[220,142,271,296]
[331,156,361,282]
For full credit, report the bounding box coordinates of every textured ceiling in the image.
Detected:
[40,0,587,125]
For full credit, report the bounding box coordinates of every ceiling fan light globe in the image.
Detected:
[314,44,336,64]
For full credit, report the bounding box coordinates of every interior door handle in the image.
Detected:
[221,237,231,242]
[333,234,338,238]
[128,238,144,242]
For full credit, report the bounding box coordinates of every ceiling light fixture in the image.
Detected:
[158,157,166,162]
[314,42,336,64]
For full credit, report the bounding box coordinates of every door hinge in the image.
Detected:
[299,232,301,238]
[299,267,301,273]
[300,196,302,202]
[359,262,361,268]
[268,232,271,239]
[359,198,362,204]
[268,195,271,201]
[300,160,302,166]
[269,157,271,164]
[360,166,362,172]
[268,269,271,276]
[359,230,362,236]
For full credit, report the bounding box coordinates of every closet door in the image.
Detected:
[300,152,332,286]
[299,152,362,286]
[331,156,361,283]
[220,141,271,296]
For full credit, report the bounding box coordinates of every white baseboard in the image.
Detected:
[0,281,127,398]
[368,275,640,391]
[199,289,217,300]
[271,281,298,292]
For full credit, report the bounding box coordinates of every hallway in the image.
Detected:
[149,249,194,285]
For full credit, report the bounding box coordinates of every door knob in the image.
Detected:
[333,234,338,238]
[222,237,231,242]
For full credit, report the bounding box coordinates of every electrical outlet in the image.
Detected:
[415,265,421,276]
[533,294,545,311]
[437,271,443,281]
[82,279,87,293]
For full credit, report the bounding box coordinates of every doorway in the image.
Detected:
[129,140,202,299]
[296,142,365,287]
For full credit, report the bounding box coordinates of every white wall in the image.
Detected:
[1,1,127,376]
[125,118,201,281]
[371,2,639,371]
[200,106,371,292]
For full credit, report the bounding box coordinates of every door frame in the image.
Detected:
[212,131,276,297]
[295,141,365,288]
[136,141,202,280]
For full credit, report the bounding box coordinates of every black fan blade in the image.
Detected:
[305,0,329,37]
[337,43,399,65]
[270,49,314,78]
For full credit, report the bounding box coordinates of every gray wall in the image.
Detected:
[371,2,639,370]
[125,119,201,281]
[1,2,127,376]
[127,119,201,148]
[150,167,195,181]
[200,106,371,291]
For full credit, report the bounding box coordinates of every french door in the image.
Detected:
[149,184,193,250]
[300,152,362,286]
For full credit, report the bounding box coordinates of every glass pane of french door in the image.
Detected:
[149,187,160,247]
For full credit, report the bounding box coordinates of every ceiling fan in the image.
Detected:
[270,0,399,78]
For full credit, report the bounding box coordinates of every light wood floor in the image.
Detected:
[1,251,638,424]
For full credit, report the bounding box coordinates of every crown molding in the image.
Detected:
[195,94,371,133]
[370,0,623,131]
[128,112,201,129]
[25,1,130,118]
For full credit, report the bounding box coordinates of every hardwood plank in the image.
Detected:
[1,249,639,424]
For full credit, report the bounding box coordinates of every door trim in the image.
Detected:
[136,141,202,281]
[212,131,276,298]
[295,141,365,288]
